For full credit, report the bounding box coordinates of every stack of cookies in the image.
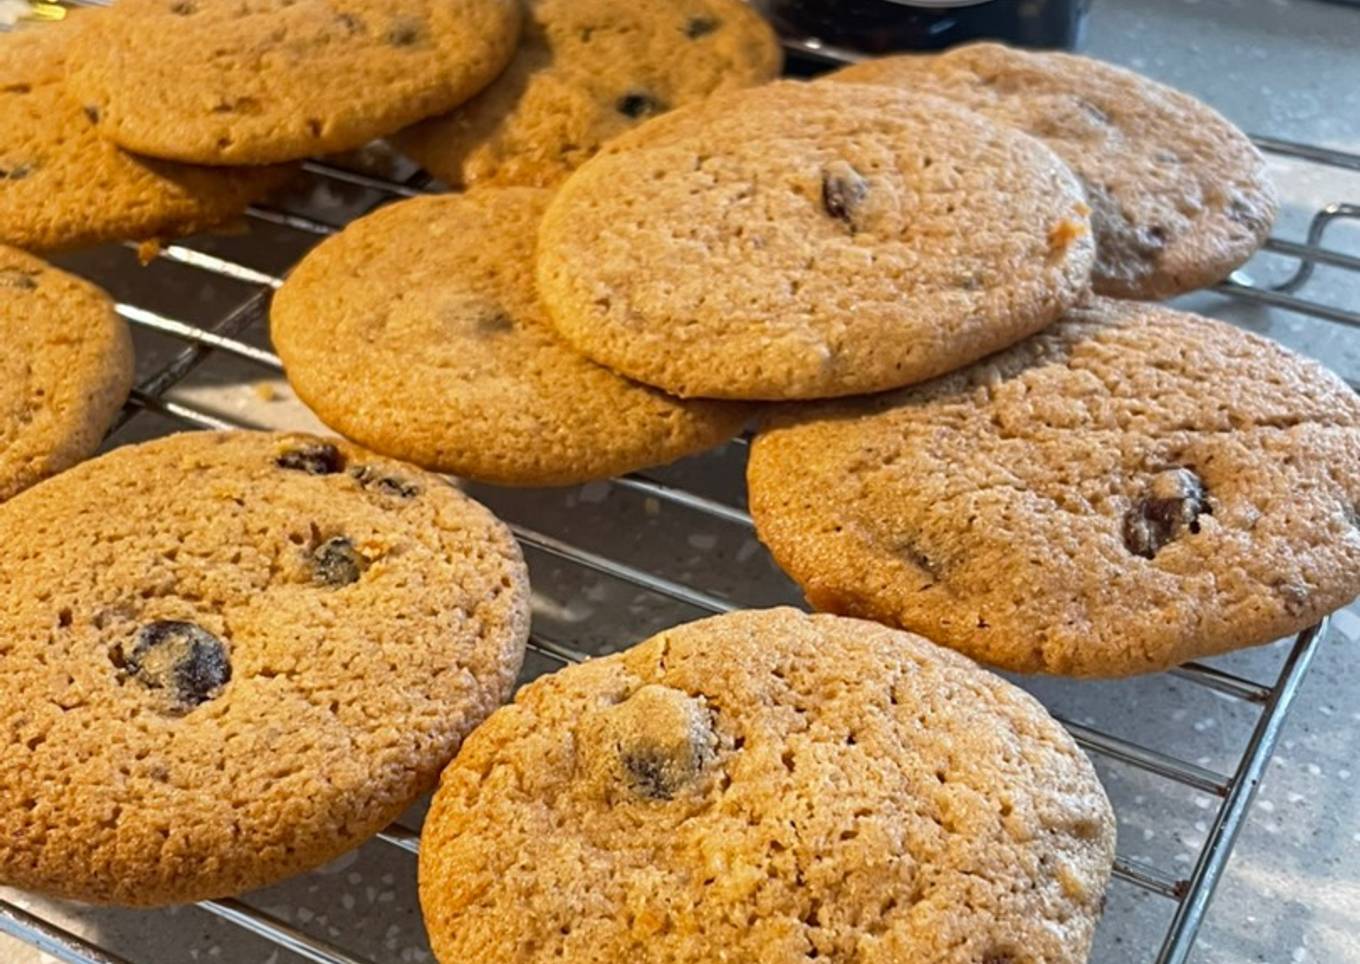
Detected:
[270,0,786,485]
[267,30,1359,686]
[2,4,1358,963]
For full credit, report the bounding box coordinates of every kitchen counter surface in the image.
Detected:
[2,1,1358,962]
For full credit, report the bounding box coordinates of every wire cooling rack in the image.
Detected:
[2,24,1360,964]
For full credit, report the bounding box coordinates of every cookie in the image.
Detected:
[535,81,1095,400]
[419,607,1116,963]
[0,17,293,252]
[748,298,1360,677]
[828,43,1277,300]
[0,246,133,503]
[392,0,781,189]
[271,188,749,486]
[0,430,530,905]
[65,0,522,166]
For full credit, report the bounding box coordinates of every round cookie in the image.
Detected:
[392,0,781,189]
[748,298,1360,677]
[419,607,1116,963]
[0,246,133,503]
[828,44,1277,300]
[0,430,530,905]
[272,189,749,486]
[0,17,293,252]
[535,81,1095,400]
[65,0,522,166]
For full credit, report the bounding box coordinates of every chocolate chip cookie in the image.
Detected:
[0,245,133,503]
[392,0,781,189]
[65,0,522,165]
[535,81,1095,400]
[0,430,530,905]
[748,298,1360,677]
[829,43,1276,300]
[419,608,1115,963]
[271,188,749,486]
[0,16,293,251]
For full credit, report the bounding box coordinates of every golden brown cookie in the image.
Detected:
[0,17,292,252]
[392,0,781,189]
[271,188,749,486]
[0,430,530,905]
[65,0,522,165]
[748,298,1360,677]
[828,43,1277,300]
[419,608,1116,963]
[535,81,1095,400]
[0,246,133,503]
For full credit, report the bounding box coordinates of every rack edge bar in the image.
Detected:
[0,900,131,964]
[197,897,376,964]
[1250,135,1360,171]
[1153,618,1330,964]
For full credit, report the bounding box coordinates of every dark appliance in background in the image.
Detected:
[764,0,1093,54]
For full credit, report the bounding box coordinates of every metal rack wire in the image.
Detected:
[2,28,1359,964]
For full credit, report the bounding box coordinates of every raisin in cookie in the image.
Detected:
[0,17,292,252]
[0,431,530,905]
[828,43,1276,300]
[419,608,1115,963]
[535,81,1094,400]
[748,298,1360,677]
[65,0,522,165]
[392,0,781,189]
[0,246,133,503]
[271,188,749,486]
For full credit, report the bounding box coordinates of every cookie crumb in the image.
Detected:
[1048,216,1089,255]
[135,239,163,265]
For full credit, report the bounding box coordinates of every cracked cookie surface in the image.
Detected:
[65,0,522,165]
[392,0,780,189]
[418,608,1115,963]
[0,430,530,905]
[271,188,749,486]
[535,81,1094,400]
[0,245,132,503]
[748,298,1360,676]
[0,18,292,252]
[828,43,1276,300]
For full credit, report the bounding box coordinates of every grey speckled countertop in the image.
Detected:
[2,1,1358,962]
